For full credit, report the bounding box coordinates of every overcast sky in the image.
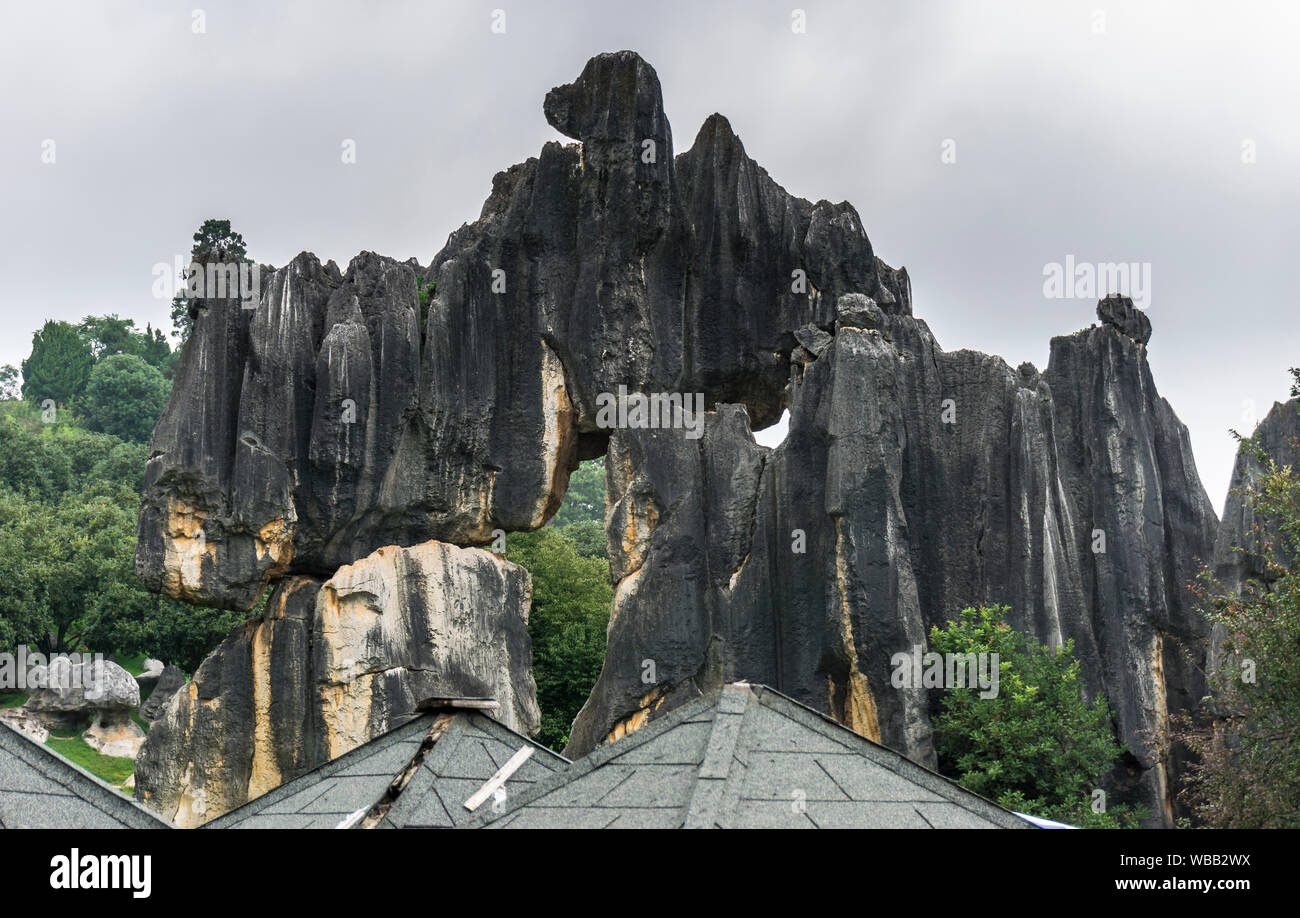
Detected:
[2,0,1296,511]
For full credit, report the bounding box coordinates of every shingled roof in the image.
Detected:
[206,703,569,829]
[0,719,172,829]
[463,683,1033,829]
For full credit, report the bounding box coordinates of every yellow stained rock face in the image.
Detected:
[246,612,281,801]
[159,498,294,603]
[534,341,578,528]
[830,517,881,743]
[606,687,665,744]
[318,676,377,762]
[161,498,215,601]
[1151,633,1174,825]
[255,517,295,572]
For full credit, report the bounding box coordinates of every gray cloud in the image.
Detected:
[2,0,1296,510]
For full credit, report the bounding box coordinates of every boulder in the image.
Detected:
[835,293,885,332]
[0,707,49,743]
[26,658,140,730]
[84,710,145,758]
[135,657,165,692]
[1096,294,1151,345]
[133,540,537,827]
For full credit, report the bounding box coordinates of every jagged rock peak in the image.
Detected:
[544,50,671,151]
[1097,294,1151,345]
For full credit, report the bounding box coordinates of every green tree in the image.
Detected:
[506,527,612,751]
[928,605,1139,828]
[77,315,171,369]
[557,519,605,559]
[552,457,605,527]
[20,320,94,405]
[0,365,20,401]
[1174,396,1300,828]
[171,218,251,342]
[0,403,239,667]
[81,354,170,443]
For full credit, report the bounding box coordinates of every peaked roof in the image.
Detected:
[463,683,1032,829]
[206,708,569,829]
[0,719,172,829]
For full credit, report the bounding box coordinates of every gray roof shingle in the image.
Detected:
[206,708,569,829]
[0,719,172,829]
[463,683,1033,829]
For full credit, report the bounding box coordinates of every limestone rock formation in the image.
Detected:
[133,540,537,827]
[136,51,908,611]
[1214,397,1300,593]
[138,664,186,723]
[134,50,1220,828]
[568,301,1218,827]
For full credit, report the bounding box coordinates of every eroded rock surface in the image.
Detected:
[569,302,1218,827]
[136,51,909,610]
[135,50,1220,829]
[133,540,537,827]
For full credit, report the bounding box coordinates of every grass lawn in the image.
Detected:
[0,692,28,709]
[115,653,149,677]
[45,728,135,789]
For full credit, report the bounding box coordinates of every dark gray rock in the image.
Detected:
[794,323,833,357]
[26,659,140,730]
[139,664,187,723]
[1214,398,1300,593]
[133,51,1221,831]
[1097,294,1151,345]
[836,292,885,331]
[569,309,1218,828]
[137,51,904,610]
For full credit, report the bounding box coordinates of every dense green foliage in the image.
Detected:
[1175,393,1300,827]
[929,605,1139,828]
[552,457,604,527]
[81,354,171,443]
[1,315,240,671]
[505,457,611,751]
[20,320,94,405]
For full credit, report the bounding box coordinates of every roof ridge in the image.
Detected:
[0,717,173,828]
[461,694,718,828]
[681,684,751,827]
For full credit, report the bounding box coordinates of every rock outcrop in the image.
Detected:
[138,664,186,723]
[135,50,1221,828]
[1214,397,1300,593]
[134,539,536,826]
[135,51,907,611]
[568,299,1218,827]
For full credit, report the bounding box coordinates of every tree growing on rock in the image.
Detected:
[171,218,252,343]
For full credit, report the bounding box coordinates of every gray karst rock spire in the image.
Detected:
[134,50,1218,827]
